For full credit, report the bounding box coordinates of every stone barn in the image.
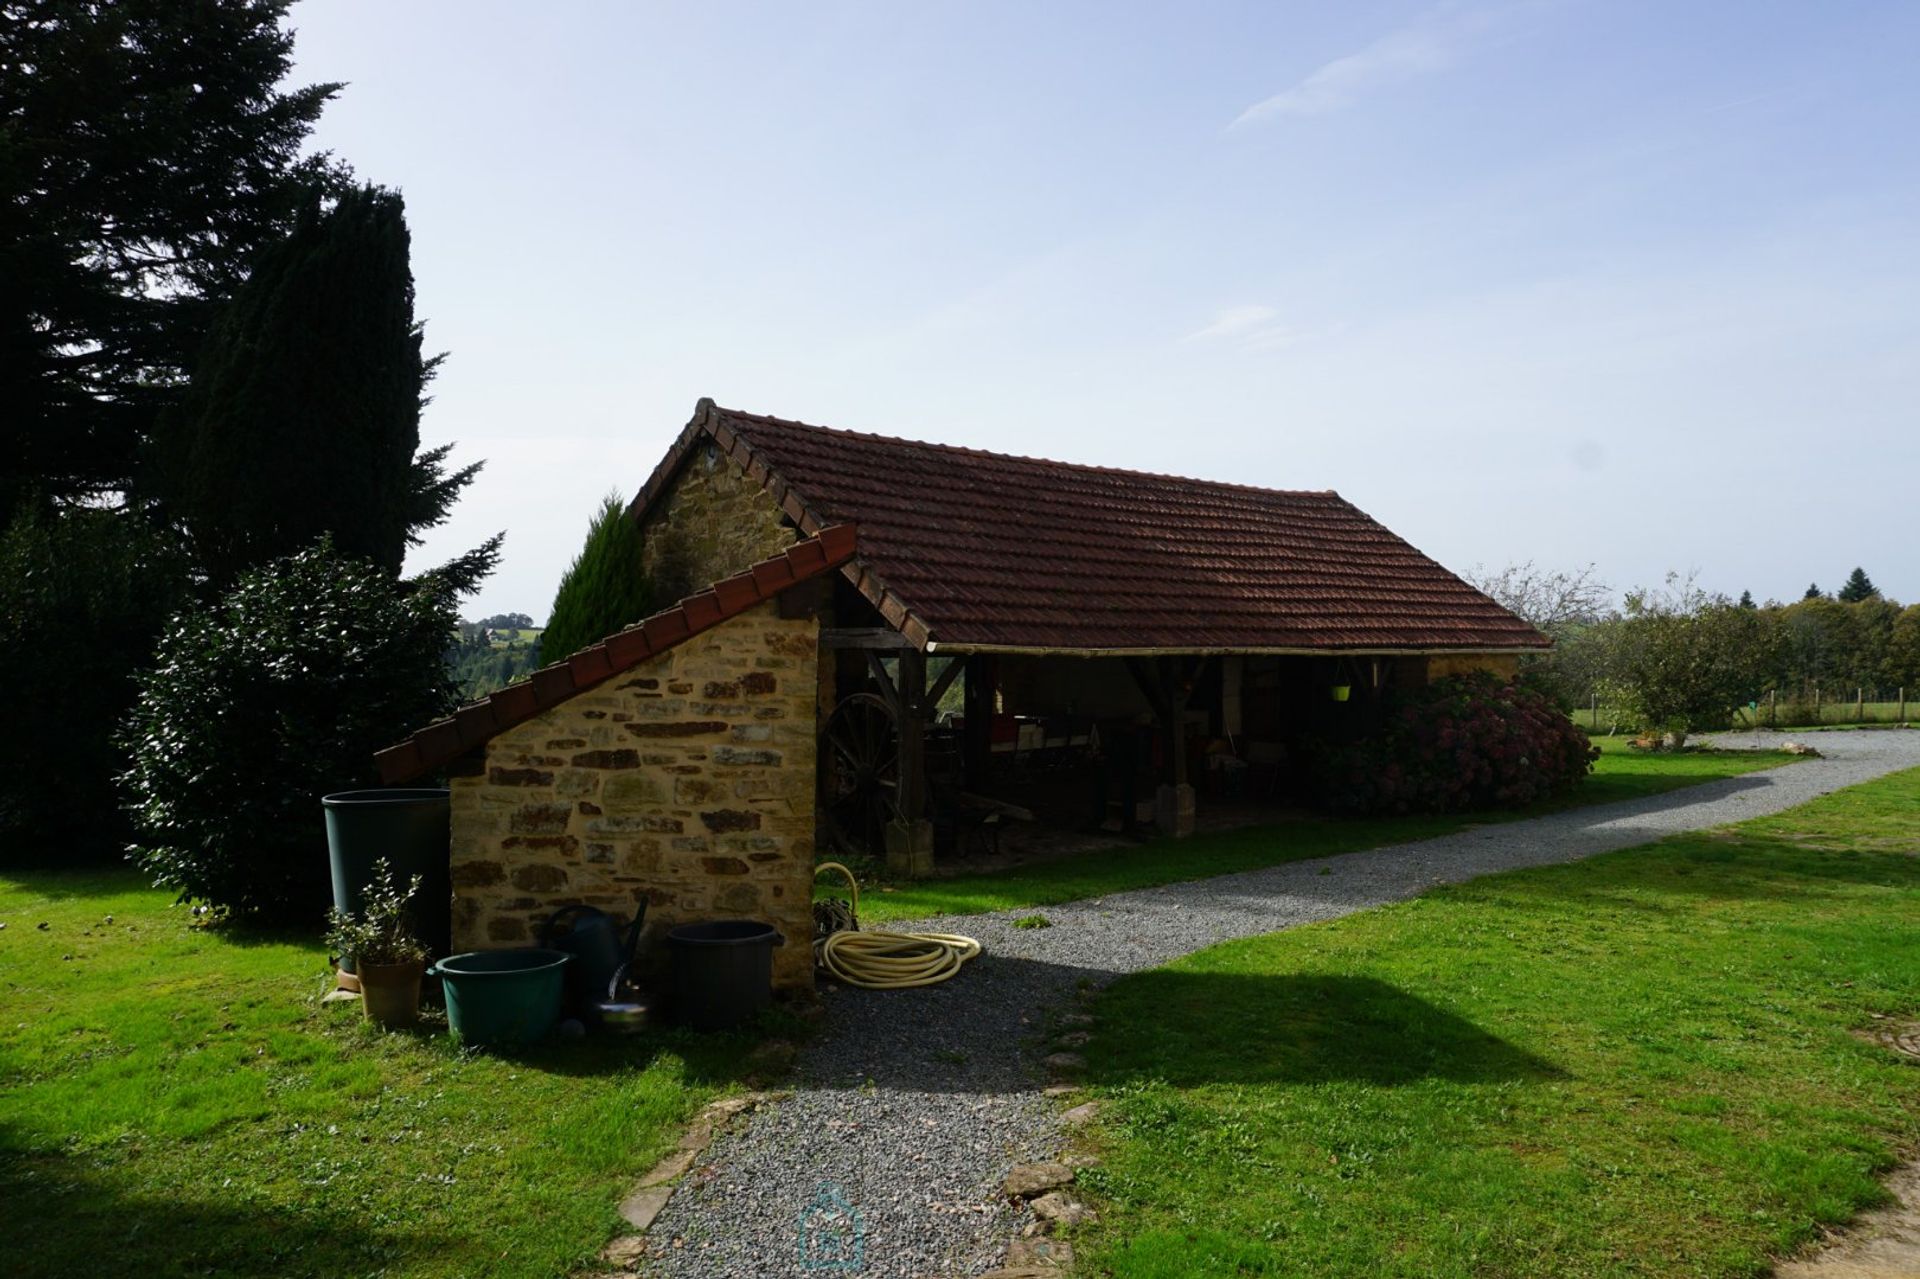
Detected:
[376,400,1547,992]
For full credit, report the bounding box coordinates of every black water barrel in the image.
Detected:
[667,920,784,1031]
[322,788,452,969]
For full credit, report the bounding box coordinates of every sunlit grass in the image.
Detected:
[0,872,765,1278]
[1068,766,1920,1278]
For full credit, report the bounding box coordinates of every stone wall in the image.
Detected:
[1425,653,1522,682]
[448,600,819,991]
[640,451,796,601]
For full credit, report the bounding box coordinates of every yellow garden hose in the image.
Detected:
[812,862,982,989]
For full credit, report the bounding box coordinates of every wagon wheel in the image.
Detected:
[820,692,900,857]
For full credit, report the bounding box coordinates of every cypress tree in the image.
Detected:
[1804,583,1824,600]
[1738,589,1755,609]
[1,0,346,518]
[1837,567,1878,603]
[159,185,492,586]
[542,493,653,662]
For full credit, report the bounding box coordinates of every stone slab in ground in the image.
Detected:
[1004,1162,1074,1199]
[618,1186,673,1232]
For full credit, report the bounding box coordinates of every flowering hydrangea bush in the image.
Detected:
[1312,673,1598,815]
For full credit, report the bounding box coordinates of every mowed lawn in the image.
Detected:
[0,871,769,1279]
[853,737,1799,922]
[1067,766,1920,1278]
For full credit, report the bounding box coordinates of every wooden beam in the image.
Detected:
[924,655,964,714]
[863,650,900,717]
[1124,656,1170,717]
[821,627,914,651]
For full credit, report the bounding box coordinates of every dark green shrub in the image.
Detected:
[0,502,191,861]
[1313,673,1598,816]
[120,542,457,919]
[541,491,651,663]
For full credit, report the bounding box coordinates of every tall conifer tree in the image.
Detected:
[542,493,652,662]
[160,185,494,586]
[1837,567,1878,603]
[1,0,346,517]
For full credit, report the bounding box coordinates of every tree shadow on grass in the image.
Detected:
[1083,970,1565,1089]
[1463,836,1920,918]
[0,1128,436,1279]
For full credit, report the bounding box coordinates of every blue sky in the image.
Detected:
[290,1,1919,620]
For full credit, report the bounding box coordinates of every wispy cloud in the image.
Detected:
[1184,305,1331,353]
[1183,304,1279,343]
[1231,8,1486,128]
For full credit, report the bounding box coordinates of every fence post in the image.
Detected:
[1814,685,1821,726]
[1901,686,1907,725]
[1769,688,1777,729]
[1590,691,1598,731]
[1857,687,1865,724]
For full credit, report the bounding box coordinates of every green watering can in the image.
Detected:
[539,903,646,1014]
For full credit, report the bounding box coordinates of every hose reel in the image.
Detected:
[811,861,981,989]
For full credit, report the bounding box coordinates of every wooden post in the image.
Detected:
[1161,657,1189,790]
[961,655,993,790]
[1769,688,1777,729]
[1857,686,1865,724]
[1590,691,1598,731]
[1900,686,1907,725]
[871,647,934,878]
[1814,685,1821,727]
[895,647,927,829]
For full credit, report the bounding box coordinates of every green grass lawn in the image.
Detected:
[1065,765,1920,1278]
[848,738,1799,922]
[0,871,771,1279]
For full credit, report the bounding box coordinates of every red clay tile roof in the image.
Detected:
[632,401,1547,655]
[374,526,856,784]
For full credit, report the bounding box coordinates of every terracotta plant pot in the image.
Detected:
[356,957,425,1029]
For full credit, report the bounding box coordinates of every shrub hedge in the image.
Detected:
[120,542,457,919]
[1313,673,1598,815]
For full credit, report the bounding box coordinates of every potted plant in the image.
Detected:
[325,857,428,1029]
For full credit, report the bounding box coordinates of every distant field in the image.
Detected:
[1574,701,1913,733]
[488,626,543,649]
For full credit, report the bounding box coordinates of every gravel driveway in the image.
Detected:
[643,730,1920,1278]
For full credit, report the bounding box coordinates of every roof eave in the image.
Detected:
[923,640,1552,659]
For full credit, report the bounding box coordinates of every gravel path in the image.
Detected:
[644,730,1920,1278]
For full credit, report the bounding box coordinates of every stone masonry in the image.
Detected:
[1426,653,1521,681]
[448,600,819,991]
[640,451,796,602]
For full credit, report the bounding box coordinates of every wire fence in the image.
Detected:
[1573,687,1914,733]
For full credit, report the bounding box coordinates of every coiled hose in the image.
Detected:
[812,861,982,989]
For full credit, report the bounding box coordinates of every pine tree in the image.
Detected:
[1,0,347,518]
[542,493,653,662]
[1837,567,1878,603]
[1738,590,1755,609]
[158,185,496,588]
[1804,583,1824,600]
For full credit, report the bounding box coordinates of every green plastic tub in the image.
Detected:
[430,948,570,1047]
